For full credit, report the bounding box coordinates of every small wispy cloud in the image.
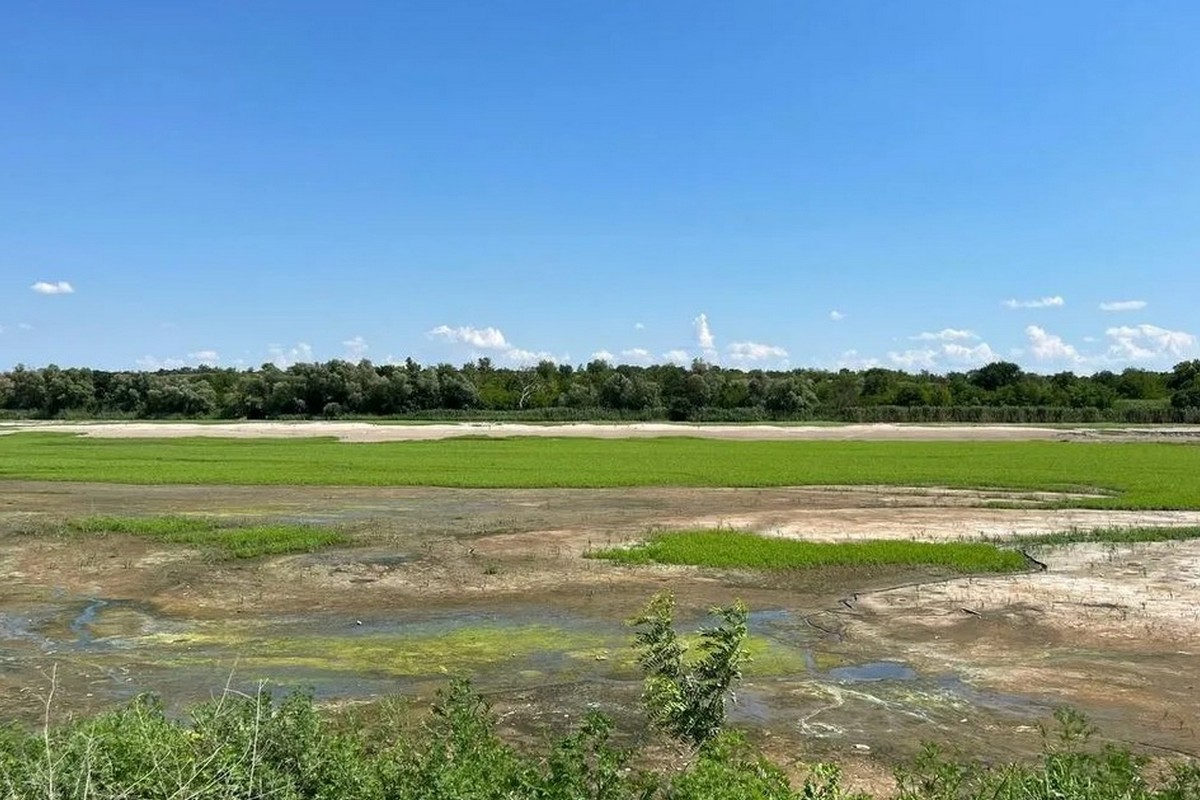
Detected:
[268,342,314,368]
[726,341,788,364]
[342,335,369,360]
[1099,300,1147,312]
[18,323,32,331]
[1004,295,1064,309]
[136,355,188,370]
[663,349,691,365]
[30,280,74,295]
[888,349,938,370]
[835,350,880,370]
[187,350,219,364]
[942,342,999,364]
[620,348,654,364]
[910,328,977,342]
[590,350,616,363]
[829,310,845,321]
[693,313,716,359]
[888,339,999,371]
[428,322,567,366]
[427,324,510,350]
[634,322,645,330]
[694,316,714,350]
[503,347,559,366]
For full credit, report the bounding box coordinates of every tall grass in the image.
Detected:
[66,515,345,558]
[2,434,1198,509]
[590,530,1029,573]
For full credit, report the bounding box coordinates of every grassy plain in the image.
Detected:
[0,433,1197,508]
[591,529,1029,572]
[65,514,344,558]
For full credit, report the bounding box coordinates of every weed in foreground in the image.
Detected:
[2,680,1197,800]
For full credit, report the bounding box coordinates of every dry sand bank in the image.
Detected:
[0,420,1167,442]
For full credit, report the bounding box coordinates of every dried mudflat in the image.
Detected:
[2,478,1199,782]
[6,419,1200,442]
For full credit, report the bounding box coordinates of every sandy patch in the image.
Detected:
[0,420,1092,442]
[855,540,1200,643]
[664,508,1200,542]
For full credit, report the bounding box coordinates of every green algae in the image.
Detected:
[143,622,621,677]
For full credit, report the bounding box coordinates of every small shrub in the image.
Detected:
[632,592,749,747]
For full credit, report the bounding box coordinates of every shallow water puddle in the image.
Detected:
[1,597,1050,754]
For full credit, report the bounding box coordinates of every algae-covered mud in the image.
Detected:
[3,479,1199,772]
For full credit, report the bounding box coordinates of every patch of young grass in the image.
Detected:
[1014,525,1200,548]
[65,514,345,558]
[179,525,346,558]
[590,529,1029,573]
[1,433,1198,509]
[67,515,215,535]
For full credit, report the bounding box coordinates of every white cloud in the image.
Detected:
[1004,296,1064,309]
[30,280,74,295]
[663,349,692,365]
[910,328,977,342]
[590,350,615,363]
[726,341,788,364]
[941,341,999,365]
[427,325,509,350]
[693,312,716,353]
[888,349,939,370]
[268,342,314,368]
[620,348,653,365]
[1105,324,1196,361]
[429,322,568,367]
[834,350,880,370]
[342,335,369,360]
[1099,300,1147,312]
[634,322,645,330]
[829,310,845,321]
[18,323,32,331]
[1026,325,1081,363]
[503,348,558,366]
[136,355,188,370]
[188,350,219,363]
[886,336,999,371]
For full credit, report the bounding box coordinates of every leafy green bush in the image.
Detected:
[893,708,1200,800]
[1,682,1197,799]
[633,593,750,747]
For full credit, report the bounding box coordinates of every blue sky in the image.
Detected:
[3,1,1198,374]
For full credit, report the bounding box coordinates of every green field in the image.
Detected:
[0,433,1198,508]
[591,529,1029,573]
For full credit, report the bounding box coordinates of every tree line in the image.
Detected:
[2,357,1199,422]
